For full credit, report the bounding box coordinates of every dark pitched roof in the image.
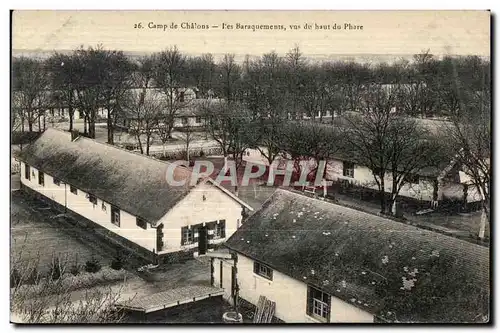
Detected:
[11,131,41,145]
[226,189,490,323]
[16,129,195,223]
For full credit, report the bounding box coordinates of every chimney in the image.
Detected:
[71,130,80,142]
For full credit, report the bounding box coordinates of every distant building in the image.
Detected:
[243,147,483,209]
[212,189,489,323]
[116,88,222,131]
[15,128,253,262]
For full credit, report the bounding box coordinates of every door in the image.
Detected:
[156,224,164,252]
[198,226,208,255]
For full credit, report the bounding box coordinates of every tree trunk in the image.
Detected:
[223,154,229,175]
[146,133,151,156]
[390,176,399,216]
[43,114,46,131]
[37,114,41,132]
[137,134,144,154]
[379,176,386,214]
[83,115,88,135]
[107,108,114,144]
[89,109,96,139]
[478,207,487,240]
[68,107,74,132]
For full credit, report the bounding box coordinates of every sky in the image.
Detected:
[12,10,490,61]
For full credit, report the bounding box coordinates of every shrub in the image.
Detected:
[69,264,81,276]
[10,269,21,288]
[85,255,101,273]
[110,252,124,271]
[25,267,42,285]
[48,256,63,280]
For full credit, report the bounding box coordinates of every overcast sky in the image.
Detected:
[12,10,490,59]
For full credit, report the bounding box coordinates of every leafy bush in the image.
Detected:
[85,255,101,273]
[110,252,124,271]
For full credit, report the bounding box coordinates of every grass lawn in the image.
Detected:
[11,191,113,275]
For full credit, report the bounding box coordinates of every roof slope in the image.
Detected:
[16,128,193,222]
[226,189,490,323]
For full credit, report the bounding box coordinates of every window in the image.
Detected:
[38,171,44,186]
[111,206,120,227]
[70,185,78,195]
[136,217,147,230]
[253,261,273,280]
[214,220,226,239]
[181,117,188,125]
[181,226,194,245]
[53,178,61,186]
[195,116,202,124]
[405,173,420,184]
[88,194,97,205]
[342,161,355,178]
[179,91,185,102]
[307,286,331,322]
[24,164,30,180]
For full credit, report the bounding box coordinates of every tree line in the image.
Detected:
[11,45,490,237]
[12,46,489,137]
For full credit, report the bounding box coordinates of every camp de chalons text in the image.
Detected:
[147,22,287,31]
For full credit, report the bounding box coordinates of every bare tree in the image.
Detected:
[100,51,134,144]
[154,47,189,141]
[215,54,242,103]
[46,53,79,132]
[441,89,490,238]
[202,100,253,195]
[285,45,307,120]
[244,52,288,165]
[178,122,197,166]
[280,121,341,184]
[343,83,443,214]
[126,88,163,155]
[341,84,400,214]
[12,57,50,132]
[185,53,215,98]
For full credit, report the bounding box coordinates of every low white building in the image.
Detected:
[16,128,253,262]
[212,189,490,323]
[243,147,483,207]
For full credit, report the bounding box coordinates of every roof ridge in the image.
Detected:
[275,188,488,248]
[45,127,197,176]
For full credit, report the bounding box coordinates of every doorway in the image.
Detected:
[198,226,208,255]
[156,224,164,252]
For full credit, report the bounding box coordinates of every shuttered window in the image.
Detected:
[24,164,30,180]
[38,171,44,186]
[111,206,120,227]
[253,261,273,280]
[181,226,194,245]
[214,220,226,239]
[136,217,147,230]
[306,285,331,322]
[342,161,355,178]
